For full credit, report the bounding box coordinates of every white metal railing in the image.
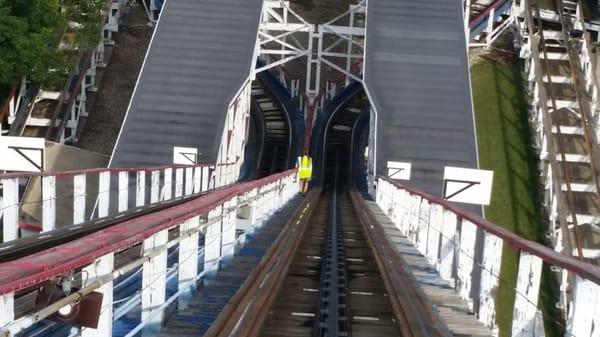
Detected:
[376,177,600,337]
[0,164,213,243]
[0,170,298,337]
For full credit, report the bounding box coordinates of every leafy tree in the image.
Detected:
[0,0,63,85]
[0,0,104,89]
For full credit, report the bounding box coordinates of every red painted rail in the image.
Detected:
[0,170,295,295]
[379,176,600,284]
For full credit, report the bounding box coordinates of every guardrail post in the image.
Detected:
[162,168,172,201]
[567,276,600,337]
[178,216,200,310]
[204,206,223,276]
[438,209,458,283]
[0,293,14,327]
[136,171,146,207]
[175,168,184,198]
[193,166,202,194]
[512,251,543,337]
[478,233,503,327]
[150,170,160,203]
[42,176,56,232]
[2,178,19,242]
[185,167,194,196]
[457,220,477,308]
[81,253,114,337]
[141,229,168,336]
[73,174,86,225]
[201,166,210,192]
[426,204,444,265]
[118,171,128,212]
[98,171,110,218]
[416,199,431,254]
[221,198,237,263]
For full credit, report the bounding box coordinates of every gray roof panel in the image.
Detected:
[364,0,479,196]
[110,0,263,168]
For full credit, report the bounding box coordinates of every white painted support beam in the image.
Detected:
[571,248,600,259]
[136,171,146,207]
[204,207,223,275]
[540,52,569,60]
[82,253,115,337]
[542,30,564,41]
[2,178,19,242]
[193,167,202,194]
[150,170,160,204]
[426,204,443,266]
[162,168,172,201]
[141,229,168,336]
[551,126,583,135]
[0,293,14,326]
[201,167,210,192]
[185,167,193,196]
[175,168,184,198]
[457,220,477,307]
[178,216,200,310]
[320,24,365,36]
[119,172,128,212]
[98,171,110,218]
[561,183,596,193]
[512,252,543,337]
[478,233,503,327]
[567,276,600,337]
[546,99,577,109]
[221,198,237,262]
[541,153,590,163]
[42,176,56,232]
[416,200,431,255]
[438,209,458,282]
[543,75,573,84]
[567,213,600,225]
[73,174,86,225]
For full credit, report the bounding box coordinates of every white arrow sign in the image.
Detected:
[173,147,198,165]
[442,166,493,205]
[0,136,45,172]
[387,161,411,180]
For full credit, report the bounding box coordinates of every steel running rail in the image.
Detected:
[203,188,451,337]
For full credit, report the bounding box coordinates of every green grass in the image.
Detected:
[470,55,562,337]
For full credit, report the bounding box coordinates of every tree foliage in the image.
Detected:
[0,0,104,88]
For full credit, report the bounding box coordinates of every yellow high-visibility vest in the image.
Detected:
[297,155,312,179]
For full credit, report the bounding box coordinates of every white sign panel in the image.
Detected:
[387,161,411,180]
[173,147,198,165]
[442,166,493,205]
[0,136,45,172]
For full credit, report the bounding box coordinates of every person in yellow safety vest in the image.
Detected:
[296,152,313,195]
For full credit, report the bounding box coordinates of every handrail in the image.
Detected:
[0,169,296,295]
[0,163,212,180]
[378,175,600,284]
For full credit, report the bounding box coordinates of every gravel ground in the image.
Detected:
[76,1,153,155]
[290,0,359,23]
